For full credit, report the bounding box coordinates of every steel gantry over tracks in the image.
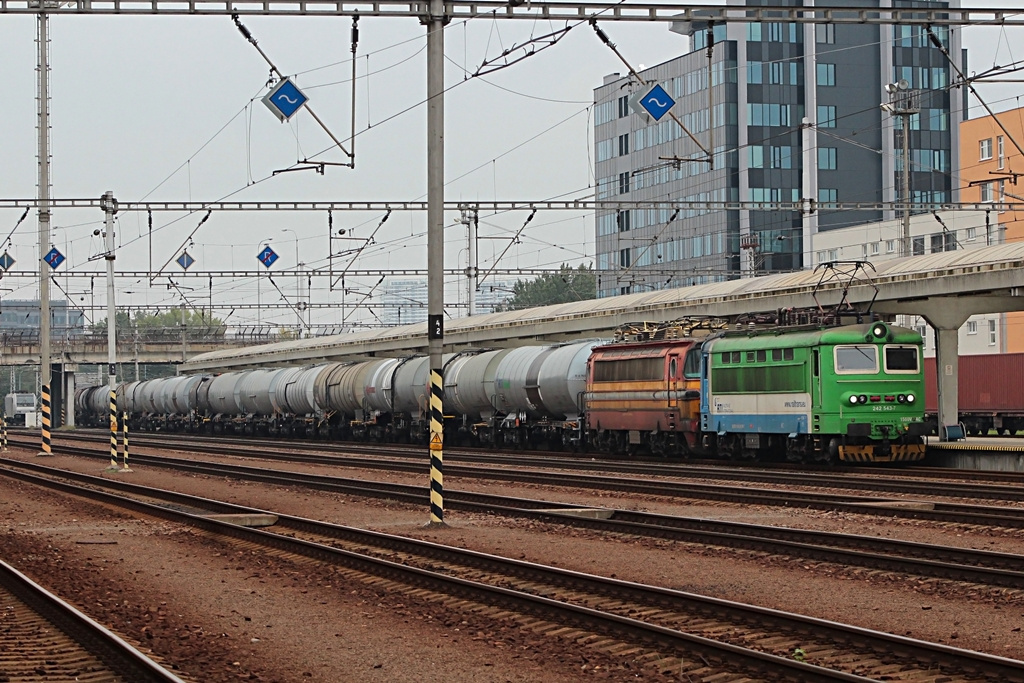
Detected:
[2,1,1023,26]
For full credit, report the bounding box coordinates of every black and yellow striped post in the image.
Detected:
[121,411,132,472]
[1,416,7,452]
[428,368,445,525]
[107,389,119,470]
[39,383,52,455]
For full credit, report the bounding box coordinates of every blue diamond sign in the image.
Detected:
[176,251,195,271]
[44,247,64,270]
[0,251,14,271]
[257,245,279,269]
[262,78,309,123]
[628,82,676,122]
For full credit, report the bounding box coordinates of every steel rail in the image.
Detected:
[0,461,877,683]
[4,460,1024,681]
[41,429,1024,502]
[9,448,1024,591]
[21,432,1024,527]
[0,560,186,683]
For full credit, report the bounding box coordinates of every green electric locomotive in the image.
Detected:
[700,321,928,464]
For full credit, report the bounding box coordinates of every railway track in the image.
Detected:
[3,460,1024,682]
[0,558,185,683]
[8,448,1024,594]
[15,433,1024,531]
[37,428,1024,503]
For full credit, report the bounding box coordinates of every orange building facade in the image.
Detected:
[960,108,1024,352]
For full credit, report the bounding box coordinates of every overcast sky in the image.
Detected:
[1,4,1022,330]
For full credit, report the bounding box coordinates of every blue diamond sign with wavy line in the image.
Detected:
[262,78,309,123]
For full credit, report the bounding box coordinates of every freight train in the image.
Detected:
[74,318,929,464]
[923,353,1024,436]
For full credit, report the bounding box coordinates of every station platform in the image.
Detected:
[925,437,1024,472]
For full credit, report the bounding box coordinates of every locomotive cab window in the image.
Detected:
[834,345,879,374]
[683,348,701,378]
[669,357,678,377]
[884,345,919,373]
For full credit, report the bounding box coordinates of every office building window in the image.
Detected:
[817,63,835,86]
[616,210,631,232]
[619,248,631,268]
[998,135,1005,169]
[818,147,837,170]
[980,181,994,203]
[886,239,896,253]
[749,146,764,168]
[618,95,629,118]
[747,61,763,84]
[870,242,880,256]
[769,62,784,84]
[747,23,761,41]
[770,146,793,169]
[817,105,837,128]
[912,236,925,255]
[989,320,997,346]
[967,320,978,335]
[966,227,977,242]
[815,24,835,43]
[818,188,837,203]
[930,233,948,253]
[618,172,630,194]
[980,138,993,160]
[828,249,838,261]
[618,134,630,156]
[594,101,615,125]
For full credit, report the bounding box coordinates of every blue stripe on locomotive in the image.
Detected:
[703,412,809,437]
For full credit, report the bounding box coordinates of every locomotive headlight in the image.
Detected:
[872,323,887,338]
[849,395,859,405]
[858,394,868,404]
[906,393,916,404]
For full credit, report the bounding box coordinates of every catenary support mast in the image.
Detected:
[425,0,446,525]
[36,10,52,455]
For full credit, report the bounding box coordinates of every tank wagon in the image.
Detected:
[74,318,928,465]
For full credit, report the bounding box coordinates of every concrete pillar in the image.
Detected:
[933,327,960,439]
[919,303,971,441]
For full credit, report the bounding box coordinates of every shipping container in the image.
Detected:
[925,353,1024,434]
